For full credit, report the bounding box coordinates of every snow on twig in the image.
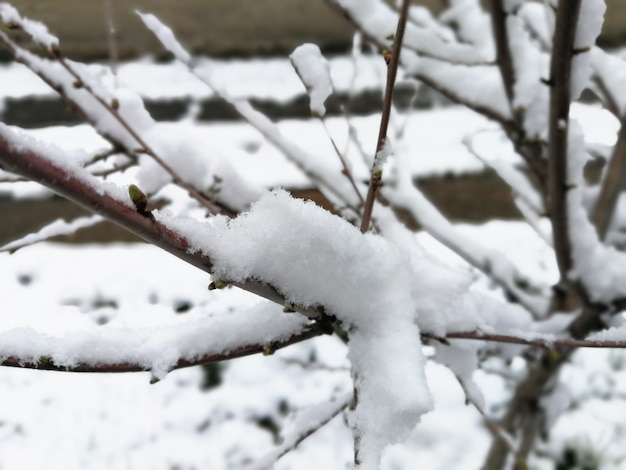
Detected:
[0,13,258,214]
[0,2,59,52]
[248,393,353,470]
[289,43,334,118]
[463,134,543,214]
[0,215,105,253]
[137,11,365,216]
[331,0,492,65]
[383,150,549,318]
[0,302,317,378]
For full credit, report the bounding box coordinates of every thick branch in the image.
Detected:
[547,0,581,280]
[490,0,515,106]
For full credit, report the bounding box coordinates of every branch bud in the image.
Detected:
[128,184,151,217]
[208,280,228,290]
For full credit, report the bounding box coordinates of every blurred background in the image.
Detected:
[8,0,626,60]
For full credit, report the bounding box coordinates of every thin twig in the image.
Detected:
[0,215,104,254]
[359,0,410,233]
[91,159,135,178]
[0,30,228,216]
[83,146,124,168]
[591,118,626,240]
[281,357,349,372]
[456,376,522,465]
[320,117,365,207]
[102,0,119,76]
[55,55,224,215]
[434,331,626,350]
[250,393,352,470]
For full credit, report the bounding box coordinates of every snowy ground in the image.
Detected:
[1,55,626,469]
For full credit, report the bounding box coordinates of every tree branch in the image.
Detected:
[359,0,409,233]
[490,0,515,106]
[4,326,626,375]
[0,325,326,373]
[484,2,583,467]
[547,0,581,281]
[0,128,324,321]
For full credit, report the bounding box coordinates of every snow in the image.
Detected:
[571,0,606,100]
[334,0,492,64]
[438,0,493,58]
[372,137,392,174]
[590,47,626,116]
[0,295,310,380]
[159,189,435,468]
[249,393,353,469]
[289,44,333,117]
[0,54,388,102]
[136,12,191,65]
[403,56,511,121]
[566,120,626,303]
[0,214,104,252]
[507,13,550,137]
[574,0,606,50]
[0,122,131,204]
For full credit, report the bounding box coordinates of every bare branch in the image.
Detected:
[434,330,626,350]
[320,117,365,207]
[359,0,410,233]
[490,0,515,107]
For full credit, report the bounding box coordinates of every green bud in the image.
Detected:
[128,184,150,216]
[208,280,228,290]
[39,355,53,365]
[50,43,61,57]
